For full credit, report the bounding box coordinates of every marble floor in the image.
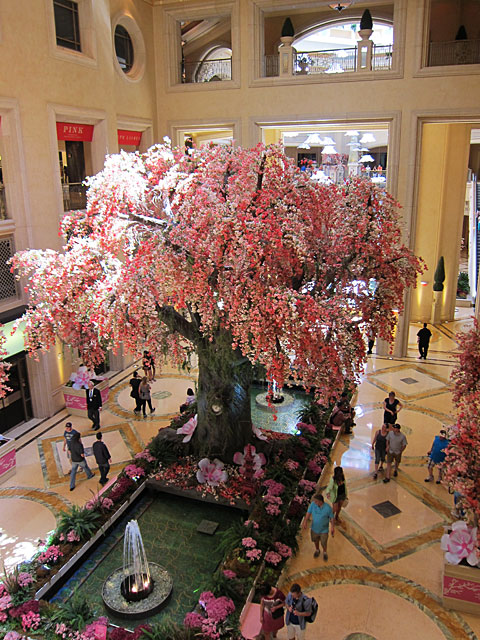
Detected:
[0,309,479,638]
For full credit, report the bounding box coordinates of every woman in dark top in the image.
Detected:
[372,423,389,479]
[326,466,348,524]
[383,391,402,425]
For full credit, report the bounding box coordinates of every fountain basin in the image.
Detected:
[102,562,172,620]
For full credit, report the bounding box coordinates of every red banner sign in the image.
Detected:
[118,129,142,146]
[56,122,94,142]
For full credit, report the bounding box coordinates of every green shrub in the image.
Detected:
[48,594,95,631]
[56,504,100,540]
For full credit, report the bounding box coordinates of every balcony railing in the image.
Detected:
[182,58,232,83]
[62,183,87,211]
[265,44,393,77]
[428,40,480,67]
[0,185,7,220]
[265,54,279,77]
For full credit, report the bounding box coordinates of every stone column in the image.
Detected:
[411,123,471,323]
[278,36,294,77]
[356,29,373,71]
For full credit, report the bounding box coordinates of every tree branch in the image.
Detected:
[155,303,199,344]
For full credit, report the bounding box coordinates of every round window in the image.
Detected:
[114,25,134,73]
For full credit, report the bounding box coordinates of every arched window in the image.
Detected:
[293,21,393,74]
[195,47,232,82]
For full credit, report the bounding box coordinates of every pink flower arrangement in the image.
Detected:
[0,594,12,611]
[38,544,63,564]
[297,422,317,435]
[177,414,198,443]
[21,610,41,631]
[441,521,480,566]
[265,503,281,516]
[16,572,33,588]
[274,541,293,558]
[285,459,299,472]
[223,570,237,579]
[265,551,283,565]
[241,537,257,549]
[134,449,156,463]
[299,479,317,493]
[262,479,285,496]
[67,530,81,543]
[185,592,235,639]
[321,438,332,448]
[244,519,259,529]
[246,548,262,561]
[124,464,146,480]
[196,458,228,487]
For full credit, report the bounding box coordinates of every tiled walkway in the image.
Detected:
[278,309,480,639]
[0,310,479,637]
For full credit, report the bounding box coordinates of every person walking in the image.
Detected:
[86,380,102,430]
[384,424,408,483]
[142,351,153,381]
[69,432,94,491]
[383,391,402,426]
[129,370,142,413]
[63,421,79,459]
[425,429,450,484]
[92,432,111,485]
[417,322,432,359]
[303,493,335,561]
[138,376,155,416]
[259,583,285,639]
[367,326,375,355]
[285,583,312,640]
[372,423,389,479]
[326,466,348,524]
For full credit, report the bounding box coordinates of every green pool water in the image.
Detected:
[52,492,241,628]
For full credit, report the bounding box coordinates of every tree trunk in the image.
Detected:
[191,329,254,460]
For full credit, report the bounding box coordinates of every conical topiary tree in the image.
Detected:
[455,25,467,40]
[433,255,445,292]
[281,17,295,38]
[360,9,373,31]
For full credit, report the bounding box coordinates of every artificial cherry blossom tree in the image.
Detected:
[443,319,480,545]
[11,142,421,458]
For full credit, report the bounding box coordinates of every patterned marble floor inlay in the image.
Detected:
[281,565,476,640]
[372,500,402,518]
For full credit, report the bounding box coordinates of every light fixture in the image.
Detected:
[283,131,300,138]
[320,136,335,145]
[345,130,360,136]
[359,154,375,163]
[360,133,376,144]
[322,145,338,154]
[298,142,311,149]
[328,1,354,11]
[305,133,323,145]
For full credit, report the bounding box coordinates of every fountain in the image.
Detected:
[256,380,295,411]
[102,519,173,620]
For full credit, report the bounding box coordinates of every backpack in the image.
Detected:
[302,595,318,623]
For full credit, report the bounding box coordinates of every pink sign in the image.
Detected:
[0,449,16,477]
[64,387,109,410]
[444,575,480,603]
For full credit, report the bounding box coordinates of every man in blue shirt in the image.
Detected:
[425,429,449,484]
[303,493,335,560]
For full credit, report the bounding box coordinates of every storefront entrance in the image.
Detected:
[0,352,32,433]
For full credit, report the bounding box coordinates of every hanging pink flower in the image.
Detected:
[196,458,228,486]
[69,365,99,390]
[233,445,266,479]
[177,414,198,443]
[441,521,479,566]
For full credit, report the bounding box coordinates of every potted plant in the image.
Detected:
[457,272,470,299]
[62,365,109,417]
[296,54,312,74]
